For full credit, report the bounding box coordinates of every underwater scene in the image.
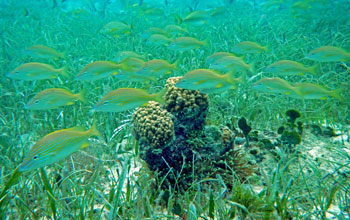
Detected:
[1,0,350,219]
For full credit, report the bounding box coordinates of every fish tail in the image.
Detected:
[330,88,344,102]
[263,45,270,52]
[59,52,66,59]
[248,62,255,73]
[76,89,88,104]
[153,89,167,105]
[202,39,209,47]
[308,64,319,76]
[88,121,102,138]
[58,66,69,77]
[172,59,180,71]
[174,14,182,24]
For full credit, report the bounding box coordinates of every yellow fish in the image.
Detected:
[148,34,173,46]
[175,69,245,93]
[164,24,188,36]
[76,61,120,81]
[113,51,146,63]
[265,60,318,76]
[176,10,208,26]
[206,52,237,65]
[252,77,299,95]
[24,45,65,60]
[93,88,166,112]
[210,6,227,17]
[100,21,131,37]
[136,59,179,77]
[210,56,253,73]
[168,37,208,51]
[115,58,154,82]
[292,83,344,101]
[19,123,101,172]
[232,41,267,54]
[305,46,350,62]
[6,62,68,80]
[142,27,168,38]
[26,88,87,110]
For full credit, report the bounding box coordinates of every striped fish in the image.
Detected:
[6,62,68,80]
[93,88,165,112]
[19,123,101,172]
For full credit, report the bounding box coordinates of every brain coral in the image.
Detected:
[132,101,174,148]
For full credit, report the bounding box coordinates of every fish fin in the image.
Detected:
[202,39,209,47]
[216,83,224,88]
[330,88,345,102]
[308,64,319,76]
[88,121,102,138]
[80,142,90,149]
[172,59,180,71]
[263,45,269,52]
[285,91,291,95]
[76,89,88,104]
[58,66,69,78]
[153,89,167,105]
[174,14,182,24]
[66,101,75,105]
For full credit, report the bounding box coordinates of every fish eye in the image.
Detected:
[34,100,40,104]
[33,155,38,160]
[103,101,110,105]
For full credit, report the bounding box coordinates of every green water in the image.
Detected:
[0,0,349,219]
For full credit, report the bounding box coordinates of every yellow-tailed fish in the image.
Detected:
[210,55,253,73]
[18,123,101,172]
[100,21,131,37]
[136,59,179,77]
[24,45,65,60]
[305,46,350,62]
[291,83,344,101]
[252,77,299,95]
[148,34,173,46]
[76,61,120,81]
[232,41,267,54]
[142,7,164,17]
[176,10,208,26]
[175,69,245,93]
[168,37,208,51]
[26,88,87,110]
[206,52,237,65]
[93,88,166,112]
[6,62,68,81]
[164,24,188,36]
[209,6,227,17]
[116,57,146,75]
[265,60,318,76]
[113,51,146,63]
[141,27,168,38]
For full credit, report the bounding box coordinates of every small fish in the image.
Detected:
[26,88,87,110]
[19,123,101,172]
[136,59,179,77]
[305,46,350,62]
[164,24,188,36]
[206,52,237,65]
[141,27,168,38]
[175,69,245,93]
[76,61,120,81]
[113,51,146,63]
[148,34,173,46]
[252,77,299,95]
[176,10,208,26]
[100,21,131,37]
[232,41,267,54]
[210,56,253,73]
[168,37,208,51]
[265,60,318,76]
[114,58,154,82]
[93,88,166,112]
[292,83,344,101]
[209,6,227,17]
[6,62,68,80]
[141,7,164,17]
[24,45,65,60]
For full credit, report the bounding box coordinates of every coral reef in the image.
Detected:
[132,78,254,192]
[132,101,174,148]
[164,77,209,135]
